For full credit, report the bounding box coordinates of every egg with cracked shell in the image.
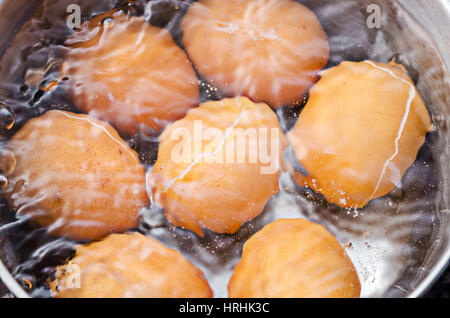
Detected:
[287,60,432,208]
[2,110,149,241]
[150,97,286,236]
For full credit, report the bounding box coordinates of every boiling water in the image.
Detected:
[0,0,446,297]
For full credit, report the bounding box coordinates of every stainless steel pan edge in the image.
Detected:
[396,0,450,298]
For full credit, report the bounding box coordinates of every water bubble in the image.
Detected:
[117,0,144,17]
[0,103,15,130]
[0,111,14,130]
[0,175,8,189]
[0,148,16,176]
[101,17,115,27]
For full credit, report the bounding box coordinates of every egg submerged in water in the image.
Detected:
[64,10,199,136]
[50,232,213,298]
[2,110,149,241]
[287,60,433,208]
[150,97,286,236]
[181,0,329,109]
[228,218,361,298]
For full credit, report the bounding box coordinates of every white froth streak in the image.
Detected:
[163,108,247,192]
[364,60,416,200]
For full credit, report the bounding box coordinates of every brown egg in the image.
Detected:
[150,97,285,236]
[2,110,148,241]
[228,218,361,298]
[181,0,329,109]
[287,60,433,208]
[64,11,199,136]
[50,232,213,298]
